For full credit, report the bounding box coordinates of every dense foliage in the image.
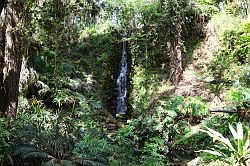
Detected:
[0,0,249,165]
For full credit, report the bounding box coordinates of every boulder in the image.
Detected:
[67,78,92,92]
[187,157,201,166]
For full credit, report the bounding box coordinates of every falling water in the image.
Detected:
[117,35,128,114]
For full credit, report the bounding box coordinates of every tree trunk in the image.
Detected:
[0,0,6,72]
[169,35,183,86]
[0,0,23,117]
[169,3,183,86]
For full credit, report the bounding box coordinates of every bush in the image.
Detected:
[225,86,250,109]
[222,22,250,65]
[198,122,250,166]
[12,95,109,166]
[166,96,209,122]
[173,114,239,154]
[0,118,11,164]
[183,97,209,119]
[208,22,250,89]
[225,2,243,16]
[196,0,219,15]
[73,133,111,165]
[239,66,250,87]
[112,95,210,165]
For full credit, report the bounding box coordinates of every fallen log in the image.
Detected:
[210,109,250,121]
[210,110,238,113]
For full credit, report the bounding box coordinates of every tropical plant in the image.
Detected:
[208,82,225,98]
[73,133,110,166]
[198,122,250,166]
[13,108,76,165]
[225,87,250,109]
[0,118,11,164]
[239,66,250,87]
[196,0,220,14]
[184,97,209,119]
[12,99,108,166]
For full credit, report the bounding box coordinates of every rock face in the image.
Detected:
[187,157,201,166]
[25,80,50,100]
[19,58,38,92]
[67,78,92,92]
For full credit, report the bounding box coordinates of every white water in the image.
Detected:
[117,37,128,114]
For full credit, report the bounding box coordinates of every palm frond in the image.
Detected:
[14,144,49,159]
[42,159,55,166]
[23,151,49,159]
[61,160,74,166]
[73,156,108,166]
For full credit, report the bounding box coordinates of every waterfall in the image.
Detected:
[116,35,128,114]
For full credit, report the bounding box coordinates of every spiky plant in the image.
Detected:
[14,124,109,166]
[13,106,109,166]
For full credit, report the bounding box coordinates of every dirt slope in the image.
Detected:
[175,21,225,110]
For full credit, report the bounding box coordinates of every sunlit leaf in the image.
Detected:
[237,122,243,140]
[196,149,223,156]
[229,123,239,140]
[243,140,250,151]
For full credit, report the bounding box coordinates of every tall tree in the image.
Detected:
[158,0,197,85]
[159,0,187,85]
[0,0,24,117]
[168,0,183,86]
[0,0,6,73]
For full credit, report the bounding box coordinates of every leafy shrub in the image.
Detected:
[142,136,166,165]
[208,49,232,80]
[12,98,109,166]
[165,96,209,121]
[225,2,243,16]
[73,133,110,166]
[202,114,239,136]
[130,66,153,116]
[113,113,170,164]
[113,95,209,165]
[198,122,250,166]
[222,23,250,65]
[0,118,11,164]
[225,87,250,109]
[239,66,250,87]
[173,114,239,154]
[196,0,219,15]
[208,22,250,88]
[208,81,226,97]
[13,105,76,165]
[183,97,209,119]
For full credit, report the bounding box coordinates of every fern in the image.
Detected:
[14,121,110,165]
[42,159,74,166]
[15,144,48,158]
[74,158,106,166]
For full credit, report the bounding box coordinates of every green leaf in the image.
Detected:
[243,140,250,151]
[237,122,243,140]
[196,149,223,156]
[229,123,239,140]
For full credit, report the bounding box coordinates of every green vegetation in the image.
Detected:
[0,0,249,165]
[199,122,250,166]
